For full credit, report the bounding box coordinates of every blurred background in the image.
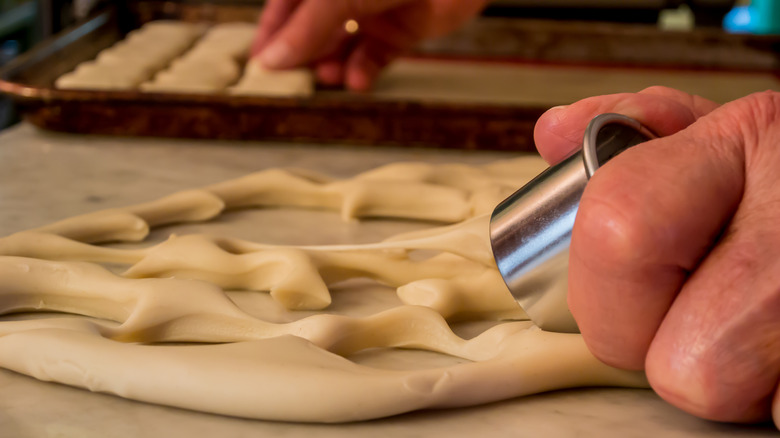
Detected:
[0,0,767,132]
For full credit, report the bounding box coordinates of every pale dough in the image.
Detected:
[56,21,202,90]
[140,55,241,93]
[56,20,315,96]
[141,23,250,94]
[230,60,314,97]
[55,61,152,91]
[187,22,256,61]
[0,157,648,422]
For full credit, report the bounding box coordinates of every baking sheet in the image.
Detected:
[1,1,779,150]
[0,3,545,151]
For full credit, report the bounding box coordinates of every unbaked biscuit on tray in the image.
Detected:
[56,20,314,97]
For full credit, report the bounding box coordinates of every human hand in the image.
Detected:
[251,0,488,91]
[534,87,780,427]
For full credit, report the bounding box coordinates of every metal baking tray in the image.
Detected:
[1,0,778,150]
[0,1,547,151]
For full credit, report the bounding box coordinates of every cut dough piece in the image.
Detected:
[141,56,240,93]
[96,46,167,74]
[125,20,205,44]
[97,38,190,70]
[55,20,202,90]
[139,22,252,94]
[192,22,256,60]
[55,61,151,90]
[231,60,314,97]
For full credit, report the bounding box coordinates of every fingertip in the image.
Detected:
[252,0,303,57]
[258,40,293,69]
[533,90,717,164]
[315,61,345,86]
[345,55,382,92]
[250,33,267,57]
[533,104,581,164]
[250,41,262,58]
[345,69,374,92]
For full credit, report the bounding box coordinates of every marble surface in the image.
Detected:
[0,124,776,437]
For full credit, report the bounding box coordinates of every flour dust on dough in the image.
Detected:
[0,156,648,422]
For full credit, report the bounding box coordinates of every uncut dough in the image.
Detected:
[0,157,648,422]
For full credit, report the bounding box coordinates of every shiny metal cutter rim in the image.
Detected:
[490,113,656,333]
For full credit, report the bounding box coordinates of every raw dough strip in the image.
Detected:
[0,219,521,318]
[0,256,515,361]
[0,160,541,317]
[0,324,647,422]
[18,158,541,246]
[121,233,520,316]
[32,189,224,243]
[204,158,547,222]
[8,158,541,245]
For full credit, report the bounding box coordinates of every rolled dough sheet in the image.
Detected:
[0,156,648,423]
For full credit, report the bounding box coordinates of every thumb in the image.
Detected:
[533,87,719,165]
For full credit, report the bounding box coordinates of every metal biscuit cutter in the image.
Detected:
[490,113,656,333]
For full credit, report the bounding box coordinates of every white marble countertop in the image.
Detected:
[0,124,776,437]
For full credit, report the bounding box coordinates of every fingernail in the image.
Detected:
[259,41,291,68]
[547,104,569,112]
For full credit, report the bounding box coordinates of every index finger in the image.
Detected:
[533,87,720,164]
[251,0,304,55]
[257,0,414,69]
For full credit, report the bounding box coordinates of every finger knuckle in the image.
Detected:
[648,238,780,421]
[720,91,780,144]
[575,184,655,268]
[638,85,681,97]
[737,90,780,125]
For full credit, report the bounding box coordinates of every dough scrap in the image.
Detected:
[0,156,648,422]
